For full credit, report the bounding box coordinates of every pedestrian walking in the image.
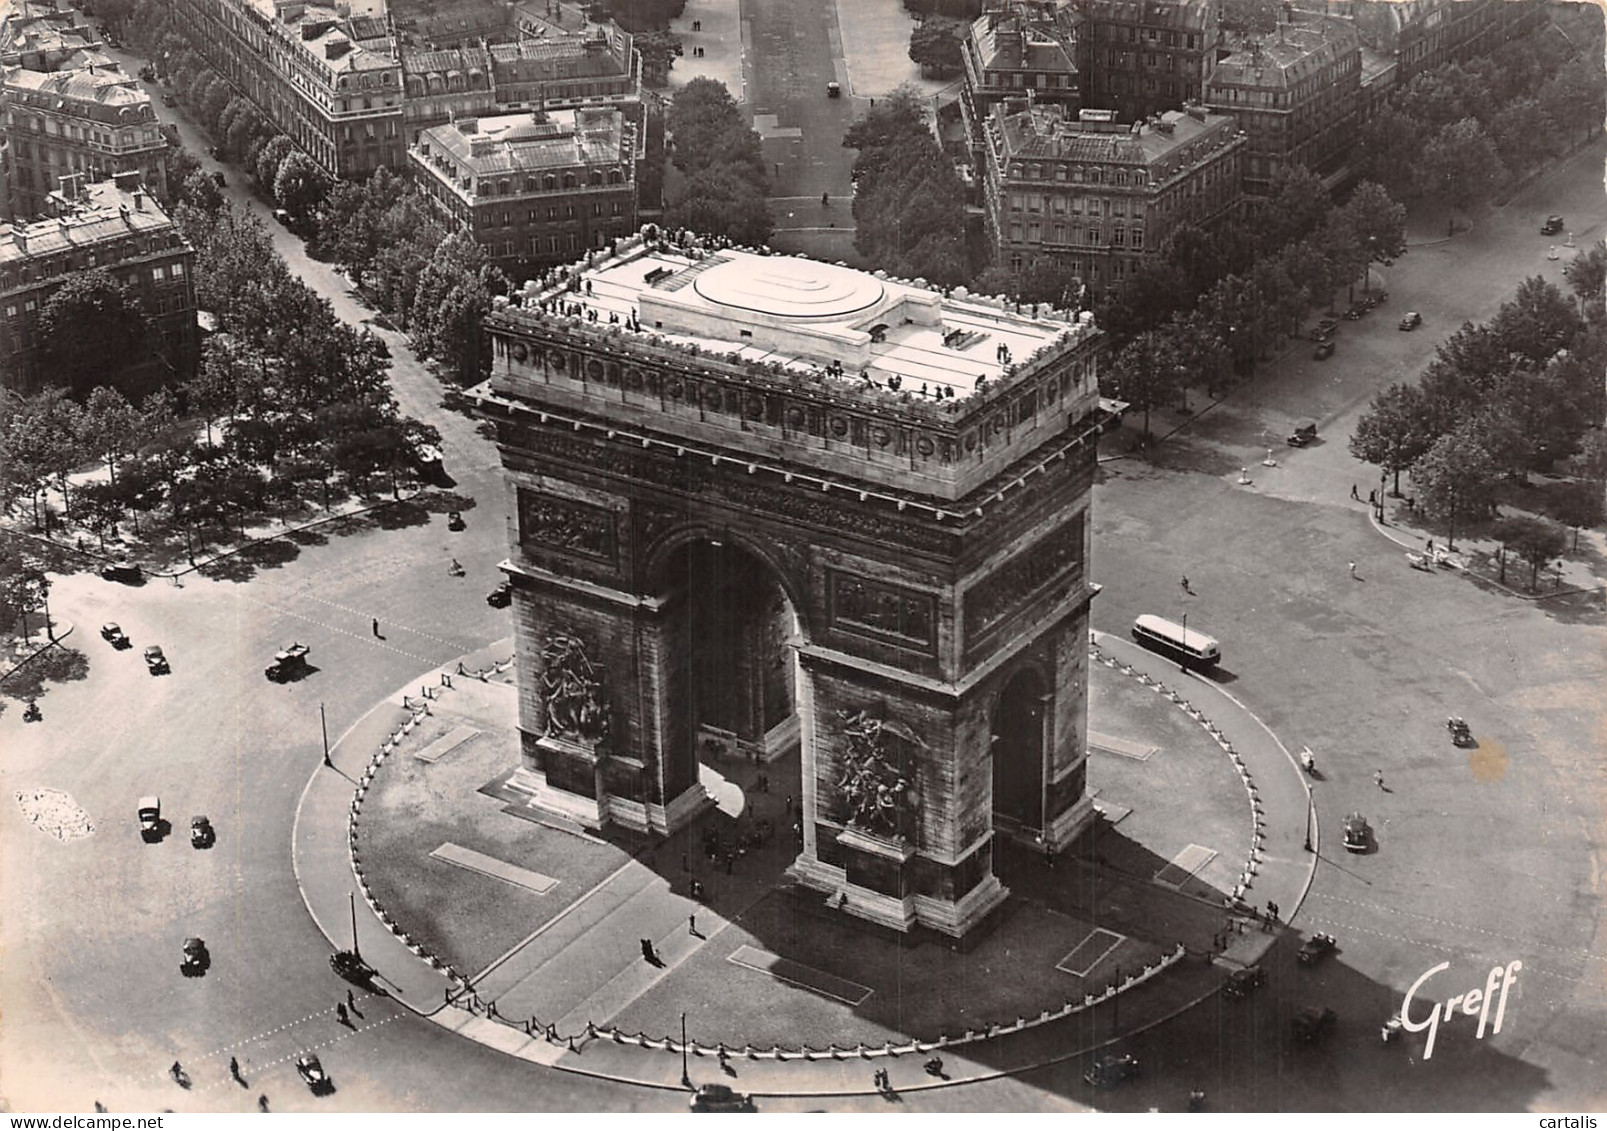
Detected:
[1350,483,1360,501]
[346,988,356,1011]
[1043,843,1056,868]
[689,914,698,936]
[371,617,380,637]
[1348,561,1358,579]
[258,1095,269,1113]
[1180,575,1192,595]
[336,1002,349,1025]
[725,852,734,875]
[229,1056,240,1081]
[640,938,658,964]
[1374,768,1385,790]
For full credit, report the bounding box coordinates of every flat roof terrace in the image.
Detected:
[520,244,1091,403]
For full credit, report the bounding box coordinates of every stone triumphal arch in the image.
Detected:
[476,233,1115,940]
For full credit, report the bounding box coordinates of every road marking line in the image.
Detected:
[1056,928,1125,977]
[1306,892,1607,963]
[234,592,440,664]
[471,856,639,985]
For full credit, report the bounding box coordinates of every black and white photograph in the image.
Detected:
[1,0,1604,1118]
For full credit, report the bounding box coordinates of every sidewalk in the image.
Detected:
[668,0,745,102]
[290,632,1317,1098]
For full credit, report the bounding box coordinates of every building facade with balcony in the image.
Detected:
[1202,13,1360,196]
[0,170,198,394]
[960,0,1086,164]
[168,0,405,180]
[1083,0,1221,122]
[981,100,1243,295]
[409,106,638,281]
[1,60,167,221]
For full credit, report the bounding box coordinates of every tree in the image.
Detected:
[1332,181,1408,263]
[180,169,225,214]
[0,555,49,640]
[1488,97,1558,174]
[1350,382,1437,495]
[1219,0,1276,33]
[35,270,151,395]
[635,30,683,86]
[1354,108,1423,202]
[1563,239,1607,316]
[1552,478,1606,551]
[273,151,330,221]
[255,135,295,191]
[1411,425,1500,549]
[1253,166,1330,256]
[75,479,126,553]
[1537,56,1606,146]
[1488,275,1581,366]
[1492,514,1567,589]
[408,231,508,384]
[1100,331,1188,447]
[1416,118,1507,209]
[76,386,144,485]
[665,167,774,246]
[908,21,964,76]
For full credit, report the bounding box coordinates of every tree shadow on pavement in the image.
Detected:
[1,645,90,704]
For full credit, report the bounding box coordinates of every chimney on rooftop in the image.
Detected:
[133,190,145,210]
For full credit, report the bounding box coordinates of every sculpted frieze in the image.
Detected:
[963,514,1085,642]
[828,571,937,654]
[518,489,617,564]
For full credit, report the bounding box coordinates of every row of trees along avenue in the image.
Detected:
[1350,257,1607,571]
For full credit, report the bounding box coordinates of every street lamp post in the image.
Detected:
[1303,791,1314,853]
[680,1011,691,1089]
[320,702,331,767]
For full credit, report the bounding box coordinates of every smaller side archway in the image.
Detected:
[991,665,1048,842]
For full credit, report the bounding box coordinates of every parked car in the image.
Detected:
[1309,319,1338,341]
[181,936,209,976]
[826,81,841,98]
[101,622,130,648]
[1398,311,1423,331]
[1343,811,1371,852]
[138,795,162,842]
[330,949,376,987]
[143,644,169,675]
[100,560,141,583]
[190,815,214,849]
[1287,422,1318,447]
[1542,215,1564,235]
[1222,965,1265,999]
[1298,932,1337,965]
[211,170,226,188]
[487,580,513,608]
[1084,1052,1140,1087]
[690,1083,753,1112]
[361,329,390,358]
[1292,1005,1337,1043]
[1313,339,1335,360]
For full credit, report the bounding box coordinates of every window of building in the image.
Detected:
[1113,226,1125,246]
[152,265,166,280]
[1132,228,1144,250]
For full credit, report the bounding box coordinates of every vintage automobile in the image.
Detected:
[101,560,141,584]
[447,510,466,532]
[689,1083,755,1112]
[1399,311,1423,331]
[1298,932,1338,965]
[487,580,513,608]
[138,796,162,842]
[296,1054,330,1094]
[826,81,841,98]
[1084,1052,1140,1087]
[1447,716,1474,747]
[1309,319,1338,341]
[190,815,214,849]
[1343,812,1370,852]
[143,645,168,674]
[1292,1005,1337,1043]
[329,949,377,987]
[101,622,130,648]
[265,643,310,682]
[1222,965,1265,999]
[1542,215,1565,235]
[181,936,209,976]
[1313,339,1335,360]
[1287,422,1318,447]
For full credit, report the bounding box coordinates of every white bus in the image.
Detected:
[1131,614,1221,670]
